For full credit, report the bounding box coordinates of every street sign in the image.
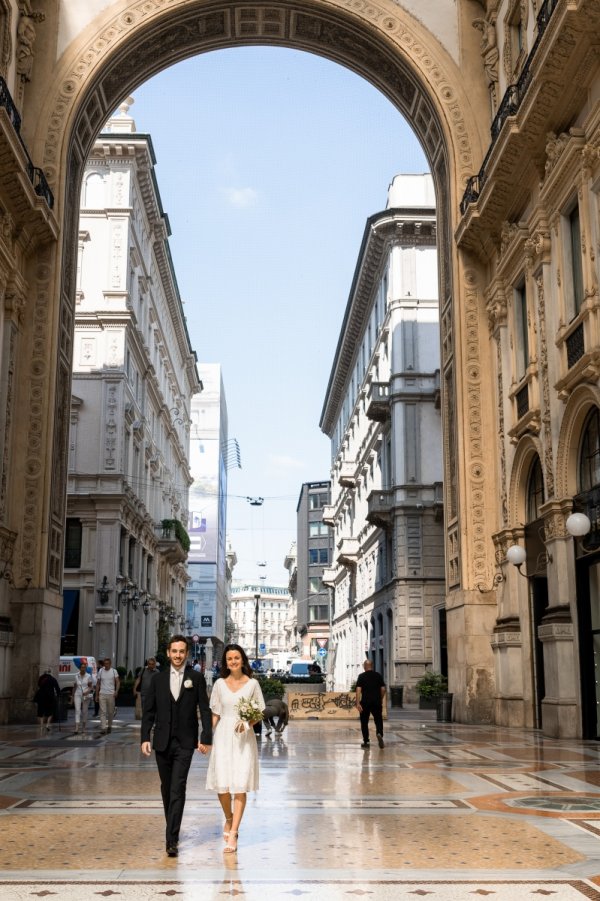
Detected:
[317,648,327,657]
[259,643,266,652]
[317,638,327,648]
[192,634,200,643]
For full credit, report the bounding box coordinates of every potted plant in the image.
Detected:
[415,671,447,709]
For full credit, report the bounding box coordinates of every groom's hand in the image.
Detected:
[141,741,152,756]
[197,742,211,754]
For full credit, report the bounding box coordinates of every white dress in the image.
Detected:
[206,677,265,793]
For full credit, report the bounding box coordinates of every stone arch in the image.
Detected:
[555,384,600,500]
[18,0,487,602]
[508,435,544,527]
[37,0,483,209]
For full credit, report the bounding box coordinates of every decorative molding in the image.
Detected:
[19,249,53,582]
[535,271,555,499]
[463,267,488,585]
[40,0,475,196]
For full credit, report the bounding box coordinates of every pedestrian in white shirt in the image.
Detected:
[95,657,120,735]
[71,660,93,734]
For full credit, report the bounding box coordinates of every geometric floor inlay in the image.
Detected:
[2,707,600,898]
[505,795,600,812]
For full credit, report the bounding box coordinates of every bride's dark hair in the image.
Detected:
[221,644,253,678]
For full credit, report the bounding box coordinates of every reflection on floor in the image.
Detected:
[0,706,600,899]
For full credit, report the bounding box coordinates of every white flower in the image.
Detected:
[183,679,193,689]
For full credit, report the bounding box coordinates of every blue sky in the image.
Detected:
[131,47,428,585]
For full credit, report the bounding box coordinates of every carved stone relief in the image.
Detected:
[0,1,11,80]
[463,267,488,584]
[472,13,499,112]
[19,251,52,583]
[105,384,118,470]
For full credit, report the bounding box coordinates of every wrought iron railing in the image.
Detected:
[516,384,529,420]
[0,75,54,209]
[566,322,585,369]
[460,0,560,216]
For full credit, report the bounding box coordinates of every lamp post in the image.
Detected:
[254,592,261,661]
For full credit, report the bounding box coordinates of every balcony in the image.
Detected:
[337,537,359,567]
[0,76,57,246]
[366,382,390,422]
[456,0,595,252]
[366,488,394,530]
[322,504,335,526]
[321,567,337,586]
[154,519,188,565]
[338,460,357,488]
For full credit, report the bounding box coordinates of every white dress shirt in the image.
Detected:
[170,667,184,700]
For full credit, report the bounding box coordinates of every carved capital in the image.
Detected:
[524,229,551,268]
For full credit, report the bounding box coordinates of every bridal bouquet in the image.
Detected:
[235,697,264,729]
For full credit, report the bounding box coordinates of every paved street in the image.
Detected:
[1,706,600,899]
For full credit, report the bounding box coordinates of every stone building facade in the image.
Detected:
[229,582,291,664]
[0,1,599,734]
[320,174,445,695]
[63,102,200,673]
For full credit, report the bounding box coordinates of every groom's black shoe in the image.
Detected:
[166,843,178,857]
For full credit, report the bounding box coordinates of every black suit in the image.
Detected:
[141,666,212,846]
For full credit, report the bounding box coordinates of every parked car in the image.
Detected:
[288,662,313,679]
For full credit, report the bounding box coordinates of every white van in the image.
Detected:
[58,655,98,696]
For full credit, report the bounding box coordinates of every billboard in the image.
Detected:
[188,436,219,564]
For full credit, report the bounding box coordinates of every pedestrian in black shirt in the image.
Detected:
[355,660,386,749]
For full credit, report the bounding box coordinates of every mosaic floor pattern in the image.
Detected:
[0,708,599,899]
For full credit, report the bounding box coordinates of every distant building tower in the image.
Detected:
[64,101,200,669]
[283,541,299,655]
[320,173,444,695]
[230,582,291,665]
[295,482,333,663]
[186,364,229,673]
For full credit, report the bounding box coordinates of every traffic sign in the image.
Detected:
[259,643,266,652]
[317,648,327,657]
[317,638,327,648]
[192,634,200,643]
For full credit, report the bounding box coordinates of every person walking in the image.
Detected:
[206,644,265,853]
[95,657,120,735]
[355,659,386,749]
[141,635,212,857]
[33,669,60,735]
[71,659,93,734]
[134,657,158,718]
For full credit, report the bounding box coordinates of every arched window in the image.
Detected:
[526,457,545,522]
[579,408,600,492]
[84,172,104,207]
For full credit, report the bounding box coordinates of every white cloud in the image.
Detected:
[223,186,259,208]
[268,453,305,471]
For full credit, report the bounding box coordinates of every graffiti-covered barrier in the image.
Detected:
[287,691,387,719]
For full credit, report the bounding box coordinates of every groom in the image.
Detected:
[141,634,212,856]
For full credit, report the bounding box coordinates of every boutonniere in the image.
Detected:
[183,679,193,689]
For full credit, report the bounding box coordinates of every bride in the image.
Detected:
[206,644,265,852]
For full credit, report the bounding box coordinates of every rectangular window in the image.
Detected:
[309,576,323,594]
[308,548,329,565]
[309,604,329,622]
[309,492,328,510]
[570,204,585,316]
[514,280,529,377]
[64,519,82,568]
[309,521,329,537]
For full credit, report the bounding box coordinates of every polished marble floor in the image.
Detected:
[1,706,600,899]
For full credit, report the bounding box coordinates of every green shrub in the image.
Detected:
[415,671,447,698]
[280,674,324,685]
[161,518,191,553]
[255,675,284,700]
